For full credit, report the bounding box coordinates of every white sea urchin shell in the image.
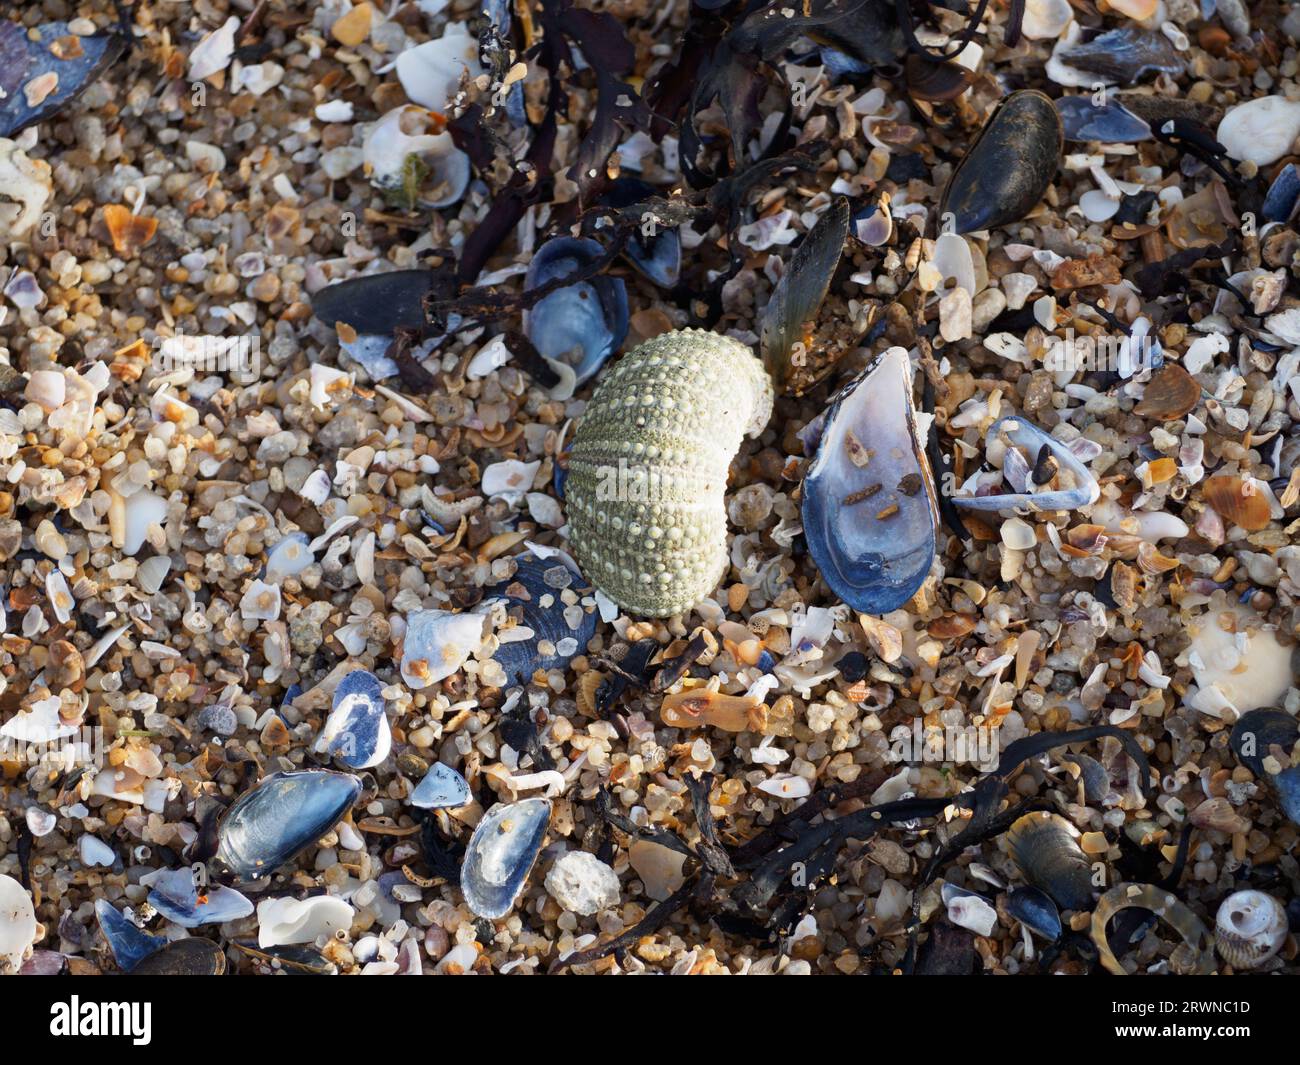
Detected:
[564,329,773,617]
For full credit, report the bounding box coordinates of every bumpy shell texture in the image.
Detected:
[565,329,774,617]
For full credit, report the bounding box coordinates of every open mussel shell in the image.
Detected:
[145,868,253,928]
[0,21,127,138]
[524,237,628,387]
[95,899,166,972]
[951,416,1099,513]
[801,346,938,615]
[1006,886,1062,941]
[761,197,849,394]
[127,937,226,976]
[1005,812,1094,912]
[940,90,1061,235]
[315,668,391,770]
[488,554,597,688]
[1230,709,1300,824]
[460,798,551,920]
[215,770,362,882]
[599,178,681,287]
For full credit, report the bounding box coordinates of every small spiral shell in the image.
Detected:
[1215,889,1287,970]
[564,329,773,617]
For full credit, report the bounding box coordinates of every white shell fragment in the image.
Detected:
[257,895,354,948]
[1185,606,1293,718]
[265,532,315,583]
[0,875,38,974]
[119,489,168,557]
[400,609,485,688]
[952,417,1100,512]
[395,23,483,110]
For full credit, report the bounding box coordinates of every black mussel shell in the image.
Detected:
[761,197,850,393]
[0,21,127,138]
[1006,886,1062,941]
[489,554,597,688]
[310,269,438,336]
[128,937,226,976]
[940,90,1062,235]
[214,770,362,881]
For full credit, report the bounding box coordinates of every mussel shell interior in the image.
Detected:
[460,798,552,919]
[801,347,938,614]
[0,21,127,138]
[523,238,629,386]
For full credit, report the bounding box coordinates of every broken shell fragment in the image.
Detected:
[410,762,471,810]
[145,868,253,928]
[257,895,354,949]
[0,874,38,974]
[940,91,1062,235]
[1214,890,1287,970]
[951,417,1099,513]
[564,329,773,616]
[215,770,362,881]
[362,106,470,209]
[94,899,165,973]
[314,668,391,770]
[1203,475,1273,532]
[802,347,938,615]
[401,609,486,689]
[460,798,552,920]
[660,688,768,732]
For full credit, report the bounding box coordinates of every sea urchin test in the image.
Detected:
[564,329,774,617]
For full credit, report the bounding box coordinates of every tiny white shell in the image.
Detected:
[299,469,332,506]
[240,579,282,622]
